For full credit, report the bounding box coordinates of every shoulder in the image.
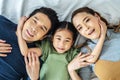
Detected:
[66,47,80,62]
[0,15,16,30]
[36,37,51,46]
[0,15,15,24]
[0,15,6,19]
[107,29,120,39]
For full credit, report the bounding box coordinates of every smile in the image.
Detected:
[88,29,95,35]
[57,47,65,51]
[26,29,34,37]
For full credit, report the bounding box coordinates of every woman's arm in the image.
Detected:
[16,17,42,56]
[68,53,92,80]
[87,21,107,63]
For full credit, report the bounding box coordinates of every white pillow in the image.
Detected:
[0,0,120,24]
[88,0,120,25]
[0,0,92,23]
[0,0,120,45]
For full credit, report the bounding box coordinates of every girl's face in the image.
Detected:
[52,29,73,54]
[22,13,51,42]
[73,12,101,40]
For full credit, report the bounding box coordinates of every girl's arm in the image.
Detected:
[16,17,42,56]
[68,53,92,80]
[24,52,40,80]
[16,16,28,56]
[87,21,107,63]
[68,70,81,80]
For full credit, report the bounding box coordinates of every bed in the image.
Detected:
[0,0,120,80]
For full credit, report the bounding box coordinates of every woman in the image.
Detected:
[71,7,120,80]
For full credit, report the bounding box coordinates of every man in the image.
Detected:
[0,7,59,80]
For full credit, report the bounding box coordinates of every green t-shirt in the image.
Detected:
[36,38,80,80]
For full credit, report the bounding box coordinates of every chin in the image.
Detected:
[23,37,31,42]
[57,51,65,54]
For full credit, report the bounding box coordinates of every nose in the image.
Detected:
[31,26,38,34]
[58,41,64,47]
[84,25,90,31]
[82,23,90,31]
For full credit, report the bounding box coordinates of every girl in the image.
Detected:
[72,7,120,80]
[17,21,92,80]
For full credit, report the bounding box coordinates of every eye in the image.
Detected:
[40,26,44,31]
[39,26,47,32]
[77,26,82,31]
[65,40,70,42]
[56,38,61,40]
[86,18,90,22]
[33,19,37,23]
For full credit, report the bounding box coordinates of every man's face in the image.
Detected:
[22,13,51,42]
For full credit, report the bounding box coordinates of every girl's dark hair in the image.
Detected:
[29,7,59,35]
[71,7,108,26]
[52,21,78,42]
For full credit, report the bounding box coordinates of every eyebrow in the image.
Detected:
[66,38,71,40]
[34,16,39,21]
[34,16,47,31]
[56,35,61,37]
[56,35,72,40]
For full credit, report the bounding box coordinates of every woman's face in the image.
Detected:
[52,29,73,54]
[22,13,51,42]
[73,12,101,40]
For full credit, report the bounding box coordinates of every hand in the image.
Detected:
[16,16,27,35]
[85,54,96,63]
[18,16,27,30]
[0,39,12,57]
[68,53,93,71]
[99,20,107,37]
[24,52,40,80]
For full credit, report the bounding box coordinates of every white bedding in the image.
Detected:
[0,0,120,51]
[0,0,120,25]
[0,0,119,80]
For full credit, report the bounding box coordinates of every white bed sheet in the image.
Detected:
[0,0,120,25]
[0,0,120,54]
[0,0,119,79]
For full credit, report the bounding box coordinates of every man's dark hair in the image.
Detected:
[29,7,59,35]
